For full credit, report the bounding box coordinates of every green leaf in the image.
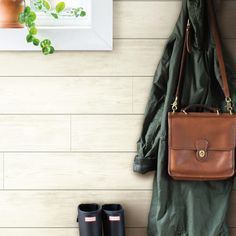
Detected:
[42,46,51,55]
[72,9,80,17]
[29,12,37,21]
[55,2,65,13]
[44,39,51,45]
[18,13,25,24]
[80,11,86,17]
[51,13,58,19]
[26,34,34,43]
[24,15,29,23]
[43,46,54,55]
[35,2,43,10]
[27,21,35,28]
[43,0,51,10]
[29,26,38,35]
[49,46,55,54]
[24,6,31,15]
[33,38,40,46]
[40,39,51,48]
[40,42,44,48]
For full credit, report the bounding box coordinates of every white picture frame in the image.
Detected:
[0,0,113,51]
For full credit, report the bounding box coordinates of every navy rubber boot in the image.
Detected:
[77,203,102,236]
[102,204,126,236]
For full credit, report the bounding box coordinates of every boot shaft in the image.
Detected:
[77,203,102,236]
[102,204,126,236]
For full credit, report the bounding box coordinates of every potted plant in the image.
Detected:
[0,0,24,28]
[19,0,86,54]
[0,0,86,54]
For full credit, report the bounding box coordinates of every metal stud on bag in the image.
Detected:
[198,150,205,158]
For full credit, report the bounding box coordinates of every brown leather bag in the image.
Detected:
[168,0,236,181]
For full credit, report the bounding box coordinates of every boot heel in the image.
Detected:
[77,203,102,236]
[102,204,126,236]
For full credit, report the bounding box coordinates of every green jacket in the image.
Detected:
[133,0,236,235]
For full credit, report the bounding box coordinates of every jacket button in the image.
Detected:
[176,225,184,233]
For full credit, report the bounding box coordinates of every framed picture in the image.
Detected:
[0,0,113,51]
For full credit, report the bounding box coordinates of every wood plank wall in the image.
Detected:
[0,0,235,235]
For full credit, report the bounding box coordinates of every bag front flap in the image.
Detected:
[168,112,236,150]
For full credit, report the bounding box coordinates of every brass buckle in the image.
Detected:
[171,97,178,113]
[225,97,233,115]
[198,150,206,158]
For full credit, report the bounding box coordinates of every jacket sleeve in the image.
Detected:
[133,38,174,174]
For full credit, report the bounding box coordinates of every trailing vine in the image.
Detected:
[18,0,86,55]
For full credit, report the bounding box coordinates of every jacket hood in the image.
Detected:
[176,0,207,51]
[187,0,206,50]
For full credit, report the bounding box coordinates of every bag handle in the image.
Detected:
[171,0,233,114]
[181,104,219,114]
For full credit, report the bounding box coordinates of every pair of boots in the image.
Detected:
[77,203,125,236]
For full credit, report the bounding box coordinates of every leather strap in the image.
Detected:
[172,0,232,113]
[173,19,191,104]
[208,0,230,98]
[171,18,192,112]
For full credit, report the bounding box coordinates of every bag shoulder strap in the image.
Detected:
[171,0,233,114]
[208,0,230,98]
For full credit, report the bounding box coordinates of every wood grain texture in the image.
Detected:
[0,228,148,236]
[0,191,151,227]
[0,154,3,189]
[114,1,236,39]
[0,77,132,114]
[0,190,236,228]
[0,116,70,151]
[0,39,235,77]
[71,115,143,151]
[0,72,233,114]
[0,40,164,76]
[114,1,180,39]
[0,73,234,115]
[133,77,153,113]
[4,152,153,190]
